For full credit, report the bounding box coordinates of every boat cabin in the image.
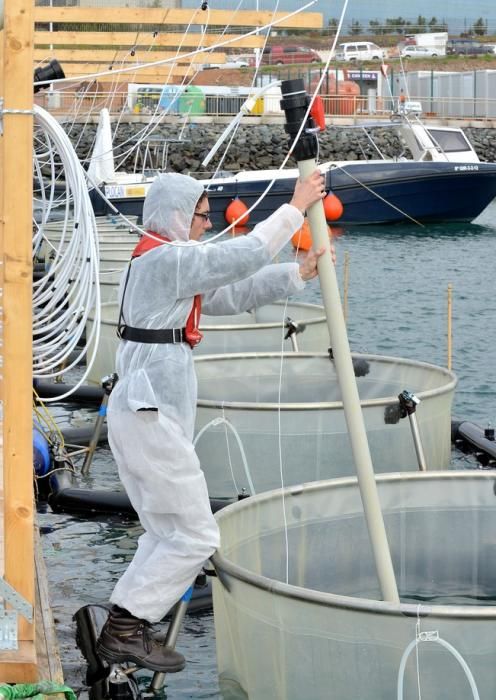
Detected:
[399,122,480,163]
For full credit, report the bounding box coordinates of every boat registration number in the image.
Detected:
[454,165,479,171]
[105,185,126,199]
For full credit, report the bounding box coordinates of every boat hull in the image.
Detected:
[90,161,496,227]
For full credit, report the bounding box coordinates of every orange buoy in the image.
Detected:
[291,219,334,251]
[323,192,344,221]
[310,95,326,131]
[292,220,313,251]
[225,198,250,226]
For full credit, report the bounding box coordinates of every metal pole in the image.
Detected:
[398,390,427,471]
[284,317,305,351]
[81,373,117,477]
[280,79,399,604]
[149,586,193,693]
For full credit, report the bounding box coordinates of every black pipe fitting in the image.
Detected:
[280,78,318,161]
[34,59,65,93]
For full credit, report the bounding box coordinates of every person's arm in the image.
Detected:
[202,246,330,316]
[250,170,326,258]
[173,170,326,298]
[202,262,304,316]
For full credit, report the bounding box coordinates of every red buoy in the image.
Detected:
[323,192,343,221]
[225,198,250,226]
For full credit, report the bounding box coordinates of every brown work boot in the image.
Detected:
[96,605,185,673]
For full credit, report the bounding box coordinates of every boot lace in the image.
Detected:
[136,619,156,655]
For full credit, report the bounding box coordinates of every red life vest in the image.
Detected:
[131,231,203,348]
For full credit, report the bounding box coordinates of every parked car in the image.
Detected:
[334,42,385,62]
[202,59,249,70]
[400,45,442,58]
[446,39,492,56]
[256,45,321,65]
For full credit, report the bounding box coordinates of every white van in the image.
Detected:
[334,42,385,62]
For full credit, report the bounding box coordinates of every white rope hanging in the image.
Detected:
[33,105,102,402]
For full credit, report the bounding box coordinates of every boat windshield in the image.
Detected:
[427,128,473,153]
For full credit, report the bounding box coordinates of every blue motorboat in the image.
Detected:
[88,109,496,227]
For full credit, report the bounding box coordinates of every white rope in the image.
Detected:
[397,607,480,700]
[33,105,102,401]
[193,415,256,496]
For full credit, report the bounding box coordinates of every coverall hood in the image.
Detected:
[142,173,205,242]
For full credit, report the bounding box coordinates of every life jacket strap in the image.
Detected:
[117,324,187,344]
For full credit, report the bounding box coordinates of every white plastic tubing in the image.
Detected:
[33,105,102,401]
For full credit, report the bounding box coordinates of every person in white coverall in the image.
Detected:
[96,170,328,673]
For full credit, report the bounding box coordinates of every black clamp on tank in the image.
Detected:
[280,78,319,162]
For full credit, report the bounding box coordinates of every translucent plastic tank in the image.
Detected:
[99,270,123,303]
[194,353,456,497]
[212,471,496,700]
[85,302,328,384]
[98,257,129,272]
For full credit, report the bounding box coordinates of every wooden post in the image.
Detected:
[343,250,349,325]
[0,0,37,681]
[447,283,452,371]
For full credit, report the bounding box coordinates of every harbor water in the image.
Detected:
[37,202,496,698]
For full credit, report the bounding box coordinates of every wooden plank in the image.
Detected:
[0,430,3,578]
[34,527,64,683]
[0,528,63,682]
[82,73,193,85]
[0,642,37,679]
[61,64,195,80]
[1,0,36,667]
[34,48,227,65]
[34,31,265,50]
[0,29,3,582]
[34,6,323,29]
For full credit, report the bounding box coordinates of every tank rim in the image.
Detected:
[212,471,496,619]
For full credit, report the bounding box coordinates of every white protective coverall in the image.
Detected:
[107,173,307,622]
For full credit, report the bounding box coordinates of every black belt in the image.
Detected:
[117,324,187,344]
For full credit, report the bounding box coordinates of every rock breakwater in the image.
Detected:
[69,122,496,176]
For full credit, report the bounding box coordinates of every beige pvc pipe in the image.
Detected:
[299,157,400,604]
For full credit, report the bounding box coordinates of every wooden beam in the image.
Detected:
[33,6,323,30]
[61,64,195,80]
[34,30,265,50]
[1,0,36,678]
[34,528,63,683]
[0,643,37,682]
[34,48,227,65]
[86,74,194,86]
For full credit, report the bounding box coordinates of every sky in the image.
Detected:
[180,1,496,34]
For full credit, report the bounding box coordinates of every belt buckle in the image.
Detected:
[173,328,181,344]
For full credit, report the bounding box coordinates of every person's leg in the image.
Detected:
[97,409,218,670]
[96,604,186,672]
[108,409,219,622]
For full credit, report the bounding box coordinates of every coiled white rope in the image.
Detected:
[33,105,102,401]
